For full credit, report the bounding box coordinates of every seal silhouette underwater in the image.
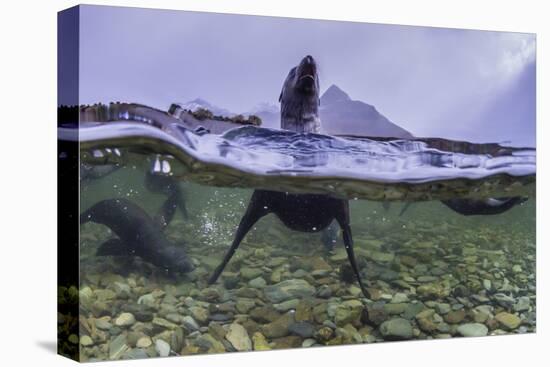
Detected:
[80,198,195,274]
[80,151,189,228]
[144,155,189,228]
[441,197,527,216]
[208,55,371,298]
[396,197,527,217]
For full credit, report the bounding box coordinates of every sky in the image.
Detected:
[78,5,536,146]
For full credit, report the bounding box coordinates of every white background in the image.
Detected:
[0,0,546,366]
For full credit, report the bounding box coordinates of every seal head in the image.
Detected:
[279,55,321,133]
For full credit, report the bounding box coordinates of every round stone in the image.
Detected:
[252,332,271,351]
[189,307,209,324]
[94,318,112,330]
[391,293,409,304]
[182,316,200,331]
[495,312,521,330]
[289,322,316,338]
[226,323,252,351]
[514,297,530,312]
[115,312,136,327]
[80,335,93,346]
[379,318,413,340]
[249,277,267,289]
[136,336,152,348]
[435,303,451,315]
[457,323,488,337]
[444,310,465,324]
[155,339,171,357]
[264,279,315,303]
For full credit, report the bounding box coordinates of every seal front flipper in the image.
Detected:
[208,191,270,285]
[334,200,371,299]
[96,238,133,257]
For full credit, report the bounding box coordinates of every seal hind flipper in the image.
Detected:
[96,238,133,257]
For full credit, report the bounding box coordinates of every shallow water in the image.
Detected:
[75,148,535,361]
[64,118,535,201]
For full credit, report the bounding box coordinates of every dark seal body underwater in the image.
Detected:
[208,190,369,298]
[80,198,194,274]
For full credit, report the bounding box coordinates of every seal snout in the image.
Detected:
[295,55,318,94]
[298,55,317,77]
[303,55,314,64]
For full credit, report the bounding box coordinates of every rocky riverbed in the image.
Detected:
[71,207,536,361]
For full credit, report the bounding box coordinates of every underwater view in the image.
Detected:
[57,104,535,361]
[57,5,536,362]
[77,196,535,360]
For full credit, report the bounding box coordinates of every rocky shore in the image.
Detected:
[73,211,536,361]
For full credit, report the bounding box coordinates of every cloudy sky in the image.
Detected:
[78,5,536,146]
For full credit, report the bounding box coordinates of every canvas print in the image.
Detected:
[57,5,536,362]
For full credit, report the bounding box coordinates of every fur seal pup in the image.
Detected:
[279,55,339,250]
[209,56,370,298]
[80,198,194,274]
[279,55,321,133]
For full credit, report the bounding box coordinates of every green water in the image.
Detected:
[77,159,536,361]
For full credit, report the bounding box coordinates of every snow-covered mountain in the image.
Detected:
[245,102,280,129]
[248,102,279,115]
[178,98,235,117]
[179,85,414,137]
